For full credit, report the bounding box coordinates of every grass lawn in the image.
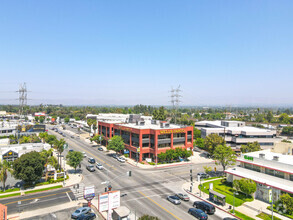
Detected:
[0,192,21,199]
[0,188,20,194]
[229,210,255,220]
[257,212,282,220]
[199,179,254,207]
[25,185,62,195]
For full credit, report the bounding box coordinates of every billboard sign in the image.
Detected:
[84,186,95,200]
[109,191,120,209]
[99,193,109,212]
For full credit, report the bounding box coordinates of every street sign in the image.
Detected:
[84,186,95,200]
[98,191,121,212]
[99,193,109,212]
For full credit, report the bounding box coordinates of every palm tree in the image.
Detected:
[54,139,66,171]
[0,160,13,191]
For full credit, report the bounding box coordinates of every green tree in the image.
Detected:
[213,144,236,171]
[240,142,261,153]
[233,179,241,192]
[39,116,45,123]
[13,151,45,184]
[0,160,13,191]
[203,166,212,174]
[39,132,48,143]
[66,151,83,173]
[279,113,290,124]
[278,193,293,214]
[193,127,201,139]
[195,138,205,149]
[107,136,125,154]
[204,134,225,154]
[152,106,166,121]
[138,215,160,220]
[64,117,70,123]
[266,111,274,123]
[54,139,66,171]
[35,116,39,122]
[238,178,257,197]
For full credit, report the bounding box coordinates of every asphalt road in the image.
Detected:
[49,125,235,220]
[0,187,75,215]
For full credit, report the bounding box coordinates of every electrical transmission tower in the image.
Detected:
[170,85,182,124]
[17,83,28,118]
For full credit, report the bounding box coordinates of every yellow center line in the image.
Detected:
[4,190,72,205]
[138,191,181,220]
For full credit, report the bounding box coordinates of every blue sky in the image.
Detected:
[1,1,293,106]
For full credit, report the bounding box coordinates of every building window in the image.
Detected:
[158,143,171,148]
[290,174,293,181]
[173,133,185,138]
[158,134,171,139]
[265,168,285,179]
[142,143,149,148]
[142,134,149,139]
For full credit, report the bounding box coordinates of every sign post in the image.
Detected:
[84,186,95,207]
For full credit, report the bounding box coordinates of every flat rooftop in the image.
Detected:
[117,121,183,130]
[225,167,293,194]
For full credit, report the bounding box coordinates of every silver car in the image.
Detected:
[117,157,125,163]
[96,163,103,170]
[71,207,91,219]
[167,196,181,205]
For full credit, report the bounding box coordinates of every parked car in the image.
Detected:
[166,196,181,205]
[197,172,209,179]
[69,149,74,152]
[223,218,237,220]
[82,152,87,157]
[188,208,208,220]
[176,193,190,201]
[98,147,103,151]
[77,213,96,220]
[88,158,96,164]
[71,207,91,219]
[86,165,95,172]
[112,154,118,159]
[96,163,103,170]
[117,157,125,163]
[62,134,66,137]
[193,201,215,215]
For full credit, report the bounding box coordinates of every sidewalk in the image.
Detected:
[182,179,291,220]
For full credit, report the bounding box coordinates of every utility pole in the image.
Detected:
[17,83,27,119]
[190,168,193,192]
[170,85,182,124]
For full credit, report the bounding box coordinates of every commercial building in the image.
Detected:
[0,143,51,162]
[195,120,277,151]
[225,150,293,203]
[0,121,18,137]
[97,115,193,162]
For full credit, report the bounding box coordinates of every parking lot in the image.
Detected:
[22,207,79,220]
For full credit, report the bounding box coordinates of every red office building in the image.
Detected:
[98,117,193,162]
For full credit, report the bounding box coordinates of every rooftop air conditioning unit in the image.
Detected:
[259,153,265,159]
[273,156,279,161]
[140,121,145,126]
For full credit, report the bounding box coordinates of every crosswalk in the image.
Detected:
[69,183,85,200]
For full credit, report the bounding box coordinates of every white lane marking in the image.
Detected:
[66,192,72,202]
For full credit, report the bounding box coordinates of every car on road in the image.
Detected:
[86,165,95,172]
[193,201,215,215]
[117,157,125,163]
[176,193,190,201]
[71,135,75,138]
[71,207,91,219]
[88,158,96,164]
[96,163,103,170]
[112,154,118,159]
[197,172,209,179]
[188,208,208,220]
[98,147,103,151]
[166,195,181,205]
[76,213,96,220]
[69,149,74,152]
[82,152,87,157]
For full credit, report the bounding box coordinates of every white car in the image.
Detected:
[96,163,103,170]
[117,157,126,163]
[82,152,87,157]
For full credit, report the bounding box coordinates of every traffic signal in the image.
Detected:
[128,171,132,177]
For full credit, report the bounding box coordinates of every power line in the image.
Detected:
[169,85,182,124]
[17,83,28,118]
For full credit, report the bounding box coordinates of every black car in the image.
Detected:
[223,218,237,220]
[98,147,103,151]
[188,208,208,220]
[193,201,215,215]
[197,172,209,179]
[77,213,96,220]
[88,158,96,164]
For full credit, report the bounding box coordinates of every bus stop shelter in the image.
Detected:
[209,189,226,206]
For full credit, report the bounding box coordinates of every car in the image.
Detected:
[86,165,95,172]
[223,218,238,220]
[69,149,74,152]
[76,213,96,220]
[193,201,215,215]
[112,154,118,159]
[197,172,209,179]
[71,207,91,219]
[82,152,87,157]
[96,163,103,170]
[76,136,80,139]
[88,158,96,164]
[62,134,66,137]
[98,147,103,151]
[188,208,208,220]
[176,193,190,201]
[166,196,181,205]
[71,135,75,138]
[117,157,125,163]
